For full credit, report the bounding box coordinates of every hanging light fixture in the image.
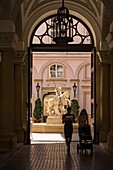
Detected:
[73,83,77,98]
[36,83,40,98]
[53,0,73,44]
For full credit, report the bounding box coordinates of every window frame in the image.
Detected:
[49,63,64,78]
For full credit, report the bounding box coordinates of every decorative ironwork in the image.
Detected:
[36,83,40,98]
[73,83,77,98]
[31,14,93,46]
[52,0,73,44]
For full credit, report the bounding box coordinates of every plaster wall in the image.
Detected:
[32,52,91,117]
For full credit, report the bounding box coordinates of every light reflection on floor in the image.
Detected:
[31,133,79,144]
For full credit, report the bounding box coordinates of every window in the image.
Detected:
[31,15,93,45]
[49,64,64,78]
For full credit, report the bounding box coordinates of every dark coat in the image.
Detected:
[62,113,75,138]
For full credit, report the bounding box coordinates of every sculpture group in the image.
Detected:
[45,87,71,116]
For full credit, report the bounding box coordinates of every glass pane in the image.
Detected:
[50,65,56,71]
[83,36,91,44]
[57,65,63,77]
[50,71,56,77]
[32,36,40,44]
[57,71,63,77]
[77,22,86,35]
[49,64,63,78]
[35,22,47,36]
[50,65,56,78]
[42,35,50,44]
[73,35,82,44]
[57,64,63,71]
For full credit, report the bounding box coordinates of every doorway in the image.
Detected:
[27,14,96,144]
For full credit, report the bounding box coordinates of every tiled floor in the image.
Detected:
[0,133,113,170]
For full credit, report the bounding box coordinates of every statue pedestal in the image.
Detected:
[32,123,78,133]
[46,116,62,124]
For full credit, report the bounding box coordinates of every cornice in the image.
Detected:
[0,32,18,50]
[97,51,112,64]
[34,78,43,82]
[70,79,79,82]
[13,51,26,63]
[42,86,71,91]
[46,78,67,82]
[82,79,91,82]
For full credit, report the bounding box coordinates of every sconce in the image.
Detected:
[36,83,40,98]
[73,83,77,98]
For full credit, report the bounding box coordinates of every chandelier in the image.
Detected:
[53,0,73,44]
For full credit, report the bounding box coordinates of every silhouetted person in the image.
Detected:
[78,109,89,138]
[62,106,75,152]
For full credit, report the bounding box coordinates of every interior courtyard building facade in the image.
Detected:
[0,0,113,164]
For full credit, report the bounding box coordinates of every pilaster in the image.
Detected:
[97,51,112,142]
[14,51,26,143]
[0,20,18,153]
[106,50,113,152]
[0,49,17,153]
[106,22,113,152]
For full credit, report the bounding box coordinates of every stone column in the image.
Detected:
[106,22,113,152]
[107,51,113,152]
[0,21,18,153]
[14,52,25,143]
[14,41,27,143]
[98,51,111,142]
[95,54,101,144]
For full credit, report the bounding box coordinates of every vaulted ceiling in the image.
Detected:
[23,0,101,17]
[0,0,113,20]
[0,0,113,49]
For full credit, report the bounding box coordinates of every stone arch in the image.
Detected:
[75,59,91,79]
[39,60,74,79]
[23,3,101,50]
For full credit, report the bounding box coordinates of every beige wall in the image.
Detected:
[32,52,91,116]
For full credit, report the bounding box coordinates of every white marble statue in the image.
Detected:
[46,87,71,116]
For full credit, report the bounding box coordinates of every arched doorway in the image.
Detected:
[27,14,96,144]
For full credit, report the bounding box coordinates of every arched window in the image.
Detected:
[49,64,64,78]
[30,15,94,46]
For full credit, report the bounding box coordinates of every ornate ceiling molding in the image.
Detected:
[24,0,101,18]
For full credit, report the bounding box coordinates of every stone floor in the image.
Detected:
[0,133,113,170]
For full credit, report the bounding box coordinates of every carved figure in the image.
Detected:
[46,87,71,116]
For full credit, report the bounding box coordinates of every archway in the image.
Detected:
[27,14,96,144]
